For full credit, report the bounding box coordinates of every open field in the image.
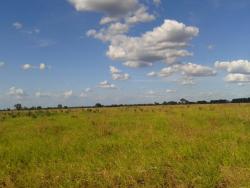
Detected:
[0,104,250,187]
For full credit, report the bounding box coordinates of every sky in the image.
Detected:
[0,0,250,108]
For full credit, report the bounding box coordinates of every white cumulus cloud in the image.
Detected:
[112,73,130,80]
[224,74,250,83]
[80,88,92,98]
[39,63,47,70]
[103,20,199,67]
[148,63,216,78]
[215,60,250,74]
[110,66,121,74]
[166,89,176,93]
[125,6,155,25]
[22,64,34,70]
[8,87,27,99]
[109,66,130,80]
[21,63,49,71]
[180,63,217,77]
[147,71,157,77]
[68,0,139,16]
[85,88,92,92]
[215,60,250,84]
[63,90,73,98]
[98,80,116,89]
[179,77,196,85]
[13,22,23,30]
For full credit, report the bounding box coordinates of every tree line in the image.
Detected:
[1,97,249,111]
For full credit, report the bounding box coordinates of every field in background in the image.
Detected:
[0,104,250,187]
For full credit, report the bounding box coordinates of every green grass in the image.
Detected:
[0,104,250,187]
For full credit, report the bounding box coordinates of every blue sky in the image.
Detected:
[0,0,250,108]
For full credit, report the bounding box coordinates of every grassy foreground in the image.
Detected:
[0,104,250,188]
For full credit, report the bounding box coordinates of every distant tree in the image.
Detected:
[232,98,250,103]
[162,101,168,105]
[63,106,68,109]
[57,104,63,109]
[30,106,36,110]
[210,99,229,104]
[37,106,42,110]
[168,101,178,105]
[154,102,160,105]
[197,101,208,104]
[14,104,22,111]
[95,103,103,108]
[180,98,189,104]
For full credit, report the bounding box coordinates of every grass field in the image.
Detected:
[0,104,250,188]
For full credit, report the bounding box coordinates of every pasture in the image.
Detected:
[0,104,250,187]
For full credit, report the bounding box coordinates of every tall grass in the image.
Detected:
[0,104,250,187]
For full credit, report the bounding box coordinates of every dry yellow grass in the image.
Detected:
[0,104,250,187]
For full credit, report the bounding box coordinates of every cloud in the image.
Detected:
[35,39,55,48]
[12,21,40,34]
[109,66,130,80]
[80,88,92,98]
[100,17,119,25]
[112,73,130,80]
[70,0,213,90]
[88,20,198,68]
[98,80,116,89]
[38,63,51,71]
[237,83,247,87]
[76,0,198,69]
[215,60,250,74]
[147,71,157,77]
[21,63,49,71]
[208,44,215,50]
[40,63,46,70]
[180,63,217,77]
[102,20,199,67]
[80,92,88,98]
[85,88,92,92]
[87,20,199,69]
[0,62,5,68]
[35,92,52,98]
[70,0,155,27]
[158,66,179,77]
[153,0,161,6]
[179,77,196,85]
[148,63,216,78]
[8,87,27,99]
[215,60,250,84]
[125,6,155,25]
[22,28,40,35]
[145,90,169,99]
[110,66,121,74]
[88,9,154,42]
[34,28,40,34]
[109,22,130,34]
[122,61,153,68]
[147,90,156,95]
[68,0,139,16]
[22,64,34,70]
[166,89,176,93]
[13,22,23,30]
[63,90,73,98]
[224,74,250,83]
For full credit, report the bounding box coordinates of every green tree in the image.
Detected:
[14,104,22,110]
